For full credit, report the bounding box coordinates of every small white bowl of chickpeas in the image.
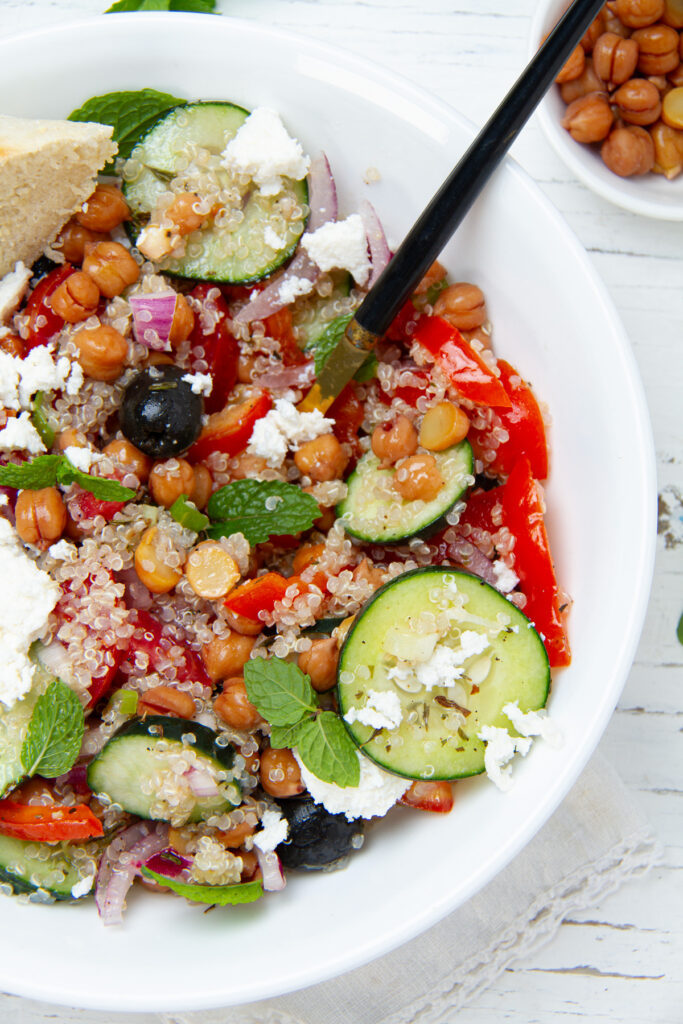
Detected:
[530,0,683,218]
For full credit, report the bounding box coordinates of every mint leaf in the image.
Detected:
[169,494,209,533]
[206,480,320,546]
[21,680,85,779]
[295,712,360,788]
[68,88,186,167]
[106,0,216,9]
[31,392,56,449]
[140,868,262,905]
[269,721,306,750]
[243,657,316,727]
[353,352,377,383]
[58,462,136,502]
[0,454,64,490]
[307,314,353,377]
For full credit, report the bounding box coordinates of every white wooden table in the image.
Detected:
[0,1,680,1021]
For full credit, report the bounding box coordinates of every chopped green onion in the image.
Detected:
[169,493,209,533]
[31,392,56,449]
[106,689,139,716]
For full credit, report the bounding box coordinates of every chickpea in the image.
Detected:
[214,677,264,731]
[55,219,108,264]
[601,124,657,173]
[650,118,683,175]
[433,282,486,331]
[613,77,663,122]
[593,32,639,84]
[168,293,195,346]
[76,184,130,232]
[555,43,586,83]
[236,352,258,384]
[293,433,349,482]
[561,92,615,141]
[138,685,195,719]
[259,746,304,798]
[82,241,140,298]
[667,62,683,86]
[240,849,260,881]
[581,9,607,52]
[413,259,447,295]
[49,271,100,323]
[352,557,385,592]
[185,541,241,600]
[371,414,418,466]
[394,454,444,502]
[190,464,213,510]
[15,487,67,545]
[74,324,128,382]
[224,608,264,636]
[560,58,607,103]
[298,638,339,692]
[419,401,470,451]
[201,629,256,682]
[662,84,683,127]
[56,428,88,452]
[604,9,634,35]
[610,0,665,29]
[166,192,210,235]
[218,819,256,849]
[102,439,151,484]
[460,325,492,349]
[632,23,681,73]
[663,0,683,27]
[149,458,195,508]
[229,451,269,480]
[134,525,183,593]
[0,333,24,358]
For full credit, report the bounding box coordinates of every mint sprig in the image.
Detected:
[244,657,360,788]
[139,867,262,906]
[21,679,85,779]
[0,455,136,502]
[206,480,320,546]
[106,0,216,11]
[306,313,376,382]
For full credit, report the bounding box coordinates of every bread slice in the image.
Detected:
[0,115,117,277]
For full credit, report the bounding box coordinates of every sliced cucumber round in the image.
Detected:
[87,716,241,823]
[337,440,473,544]
[0,835,95,902]
[123,101,309,284]
[337,567,550,781]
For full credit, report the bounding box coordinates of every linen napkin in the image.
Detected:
[158,752,659,1024]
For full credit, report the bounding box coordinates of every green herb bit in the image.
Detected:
[20,679,85,779]
[106,0,216,13]
[169,493,210,533]
[243,657,316,727]
[30,392,56,449]
[206,479,319,546]
[677,611,683,646]
[106,689,139,717]
[0,454,135,502]
[295,712,360,788]
[140,867,262,905]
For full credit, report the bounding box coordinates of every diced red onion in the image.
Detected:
[95,821,169,925]
[251,360,315,392]
[255,847,286,892]
[448,537,499,586]
[54,763,91,797]
[359,200,391,288]
[129,291,178,351]
[184,766,220,799]
[117,567,155,610]
[144,848,192,879]
[233,152,337,324]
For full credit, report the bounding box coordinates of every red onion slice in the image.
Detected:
[144,848,192,879]
[95,821,169,925]
[233,153,338,325]
[251,359,315,392]
[129,291,178,351]
[359,200,391,288]
[184,766,220,799]
[255,847,286,892]
[448,537,499,587]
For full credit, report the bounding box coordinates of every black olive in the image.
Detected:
[119,365,203,458]
[275,796,364,871]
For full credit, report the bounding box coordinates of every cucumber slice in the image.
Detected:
[0,834,95,902]
[123,101,308,284]
[337,567,550,780]
[337,441,473,544]
[87,716,241,824]
[0,656,54,798]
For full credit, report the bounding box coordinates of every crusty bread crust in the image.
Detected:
[0,115,117,277]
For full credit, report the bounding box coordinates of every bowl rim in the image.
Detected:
[528,0,683,221]
[0,10,658,1011]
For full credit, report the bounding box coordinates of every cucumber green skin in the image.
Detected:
[87,716,241,824]
[122,101,309,284]
[0,835,91,902]
[337,441,473,545]
[337,567,550,781]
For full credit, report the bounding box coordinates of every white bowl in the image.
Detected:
[529,0,683,219]
[0,13,656,1012]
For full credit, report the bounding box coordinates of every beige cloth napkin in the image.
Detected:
[157,752,659,1024]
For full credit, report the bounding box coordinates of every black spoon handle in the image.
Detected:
[353,0,604,340]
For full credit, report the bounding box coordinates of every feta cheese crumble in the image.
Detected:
[0,411,46,454]
[0,345,80,413]
[414,631,489,690]
[277,275,314,305]
[253,808,289,854]
[300,215,370,286]
[0,262,31,323]
[47,539,78,562]
[63,445,94,473]
[247,397,334,468]
[70,873,96,899]
[182,372,213,397]
[503,701,563,748]
[478,725,532,793]
[492,559,519,595]
[0,518,61,708]
[222,107,310,196]
[344,689,403,732]
[294,749,410,821]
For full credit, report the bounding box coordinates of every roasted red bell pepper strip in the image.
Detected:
[469,359,548,481]
[224,572,291,620]
[413,315,511,409]
[399,781,454,813]
[87,646,126,709]
[502,458,571,667]
[328,383,364,460]
[263,307,307,366]
[188,285,239,415]
[0,801,103,841]
[188,389,272,463]
[455,486,506,539]
[384,298,420,344]
[23,264,74,351]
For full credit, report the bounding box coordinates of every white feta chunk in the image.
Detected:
[0,411,46,454]
[300,215,370,286]
[503,700,563,748]
[492,559,519,595]
[294,749,410,821]
[63,445,94,473]
[0,262,31,323]
[0,518,61,708]
[47,539,78,562]
[478,724,532,793]
[415,631,489,691]
[182,372,213,397]
[344,689,403,732]
[70,874,96,899]
[277,275,314,305]
[247,397,333,468]
[222,107,310,196]
[253,808,289,854]
[0,345,76,412]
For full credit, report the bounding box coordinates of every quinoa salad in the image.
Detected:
[0,94,570,921]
